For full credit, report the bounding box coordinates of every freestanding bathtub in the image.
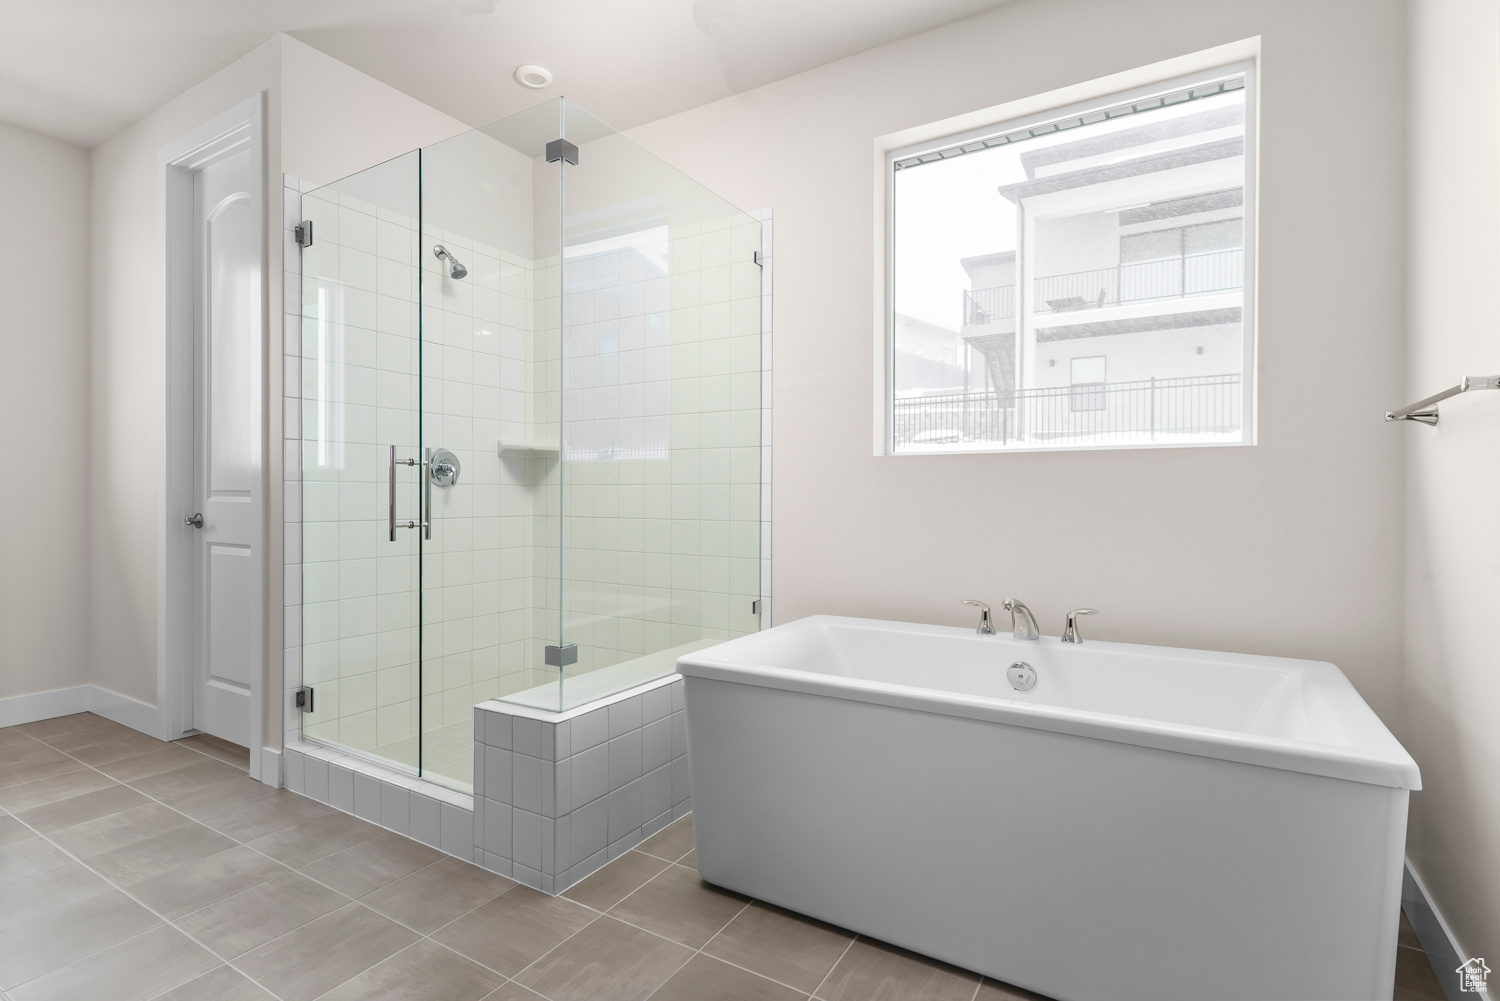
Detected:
[678,615,1420,1001]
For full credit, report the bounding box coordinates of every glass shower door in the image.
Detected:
[299,152,424,775]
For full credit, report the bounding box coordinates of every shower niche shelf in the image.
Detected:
[497,438,560,455]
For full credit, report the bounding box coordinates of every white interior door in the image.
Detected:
[188,143,261,748]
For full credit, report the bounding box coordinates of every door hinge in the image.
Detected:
[753,250,764,267]
[751,599,763,615]
[294,221,314,248]
[544,644,578,667]
[294,687,315,712]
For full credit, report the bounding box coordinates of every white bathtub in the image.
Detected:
[678,615,1420,1001]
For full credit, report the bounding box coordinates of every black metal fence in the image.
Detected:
[893,373,1242,448]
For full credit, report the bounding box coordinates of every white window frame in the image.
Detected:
[877,50,1258,456]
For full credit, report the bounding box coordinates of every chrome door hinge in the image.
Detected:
[294,221,314,248]
[753,250,764,267]
[752,598,765,615]
[294,687,315,713]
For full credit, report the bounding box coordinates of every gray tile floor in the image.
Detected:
[0,713,1450,1001]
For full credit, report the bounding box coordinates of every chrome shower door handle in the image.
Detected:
[387,446,419,541]
[424,447,433,541]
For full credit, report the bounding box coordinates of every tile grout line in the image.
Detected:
[491,833,826,1001]
[10,724,922,1001]
[503,837,810,1001]
[647,844,828,998]
[0,728,295,1001]
[3,723,521,1000]
[0,776,287,1000]
[810,934,860,1001]
[633,885,757,1001]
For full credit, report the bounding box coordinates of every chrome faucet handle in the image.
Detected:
[1002,598,1040,641]
[961,600,995,635]
[1062,608,1098,644]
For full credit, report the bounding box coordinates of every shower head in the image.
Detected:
[433,244,468,279]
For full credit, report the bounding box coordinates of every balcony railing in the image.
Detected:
[963,285,1017,325]
[1033,248,1243,313]
[893,373,1242,449]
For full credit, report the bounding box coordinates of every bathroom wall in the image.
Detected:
[1404,0,1500,963]
[89,33,467,753]
[0,121,91,706]
[628,0,1409,720]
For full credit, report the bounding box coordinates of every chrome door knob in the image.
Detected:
[184,513,204,528]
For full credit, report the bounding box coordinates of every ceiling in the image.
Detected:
[0,0,1009,148]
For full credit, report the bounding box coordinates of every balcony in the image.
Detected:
[1034,248,1243,313]
[960,249,1243,325]
[893,373,1243,449]
[963,284,1016,325]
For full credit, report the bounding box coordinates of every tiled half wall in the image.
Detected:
[473,675,689,893]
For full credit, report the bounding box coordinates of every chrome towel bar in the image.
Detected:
[1386,375,1500,426]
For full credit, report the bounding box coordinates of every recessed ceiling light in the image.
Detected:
[515,65,553,89]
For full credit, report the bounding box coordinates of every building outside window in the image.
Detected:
[887,64,1255,453]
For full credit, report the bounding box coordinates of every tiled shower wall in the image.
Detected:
[529,214,771,684]
[418,232,542,732]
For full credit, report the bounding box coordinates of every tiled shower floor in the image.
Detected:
[0,713,1450,1001]
[370,721,475,793]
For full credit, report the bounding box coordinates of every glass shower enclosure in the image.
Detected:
[297,99,764,792]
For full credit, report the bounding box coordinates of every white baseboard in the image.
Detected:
[258,746,282,788]
[0,686,89,727]
[87,686,162,737]
[1404,858,1471,1001]
[0,685,162,738]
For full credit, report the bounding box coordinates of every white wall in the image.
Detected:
[1404,0,1500,963]
[0,122,90,702]
[628,0,1409,717]
[280,35,468,187]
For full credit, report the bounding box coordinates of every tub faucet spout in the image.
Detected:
[1002,599,1040,641]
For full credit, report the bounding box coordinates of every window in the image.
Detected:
[887,63,1254,452]
[1070,356,1106,412]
